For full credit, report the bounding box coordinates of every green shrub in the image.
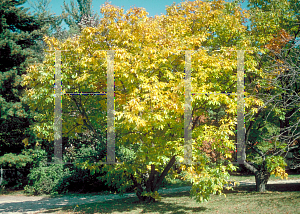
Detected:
[24,147,113,195]
[24,164,71,195]
[62,143,117,193]
[0,152,33,189]
[22,132,147,195]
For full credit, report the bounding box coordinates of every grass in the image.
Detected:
[43,183,300,214]
[39,172,300,214]
[2,172,300,213]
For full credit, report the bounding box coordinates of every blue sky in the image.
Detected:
[22,0,250,29]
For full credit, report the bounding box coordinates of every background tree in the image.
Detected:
[27,0,65,56]
[61,0,100,38]
[240,0,300,192]
[0,0,51,156]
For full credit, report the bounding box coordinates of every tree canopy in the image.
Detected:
[20,0,295,202]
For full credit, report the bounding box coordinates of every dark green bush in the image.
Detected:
[24,163,71,195]
[60,142,117,193]
[0,152,33,189]
[24,139,113,195]
[24,131,160,195]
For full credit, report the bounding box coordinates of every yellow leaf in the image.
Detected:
[22,138,29,147]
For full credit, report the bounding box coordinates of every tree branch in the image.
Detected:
[153,155,176,191]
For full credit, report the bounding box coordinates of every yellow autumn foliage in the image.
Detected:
[21,0,275,203]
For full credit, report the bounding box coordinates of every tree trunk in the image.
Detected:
[130,155,176,203]
[254,169,270,192]
[242,160,270,192]
[130,173,147,202]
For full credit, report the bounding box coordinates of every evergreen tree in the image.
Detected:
[0,0,48,155]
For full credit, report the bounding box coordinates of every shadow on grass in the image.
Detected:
[2,181,299,213]
[45,191,208,214]
[44,183,300,213]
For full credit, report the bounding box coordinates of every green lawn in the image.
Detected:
[42,173,300,214]
[45,183,300,214]
[1,173,300,213]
